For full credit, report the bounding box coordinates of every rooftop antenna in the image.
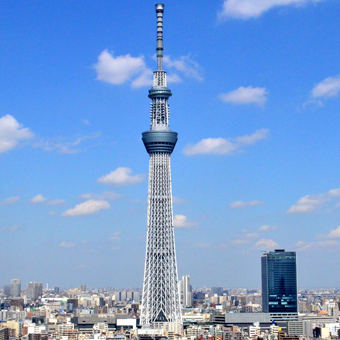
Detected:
[155,4,164,71]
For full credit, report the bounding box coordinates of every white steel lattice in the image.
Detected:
[140,152,182,325]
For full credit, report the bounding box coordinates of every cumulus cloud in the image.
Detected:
[328,226,340,239]
[288,187,340,213]
[296,241,306,247]
[0,196,20,205]
[34,132,101,154]
[94,50,203,88]
[218,0,325,20]
[288,194,327,213]
[60,242,75,248]
[173,215,197,228]
[80,192,120,201]
[255,238,278,249]
[317,240,337,247]
[304,75,340,107]
[259,225,278,232]
[98,167,145,186]
[131,69,153,88]
[94,50,152,88]
[297,239,337,251]
[0,115,34,154]
[183,128,269,156]
[30,194,47,204]
[163,55,203,82]
[229,200,265,209]
[62,199,110,217]
[311,76,340,98]
[246,232,259,238]
[219,86,268,106]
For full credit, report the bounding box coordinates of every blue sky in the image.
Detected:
[1,0,340,290]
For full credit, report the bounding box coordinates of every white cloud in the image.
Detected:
[62,199,110,217]
[183,128,269,156]
[131,69,153,88]
[163,55,203,82]
[60,242,75,248]
[80,192,121,201]
[304,76,340,107]
[172,196,188,204]
[34,132,101,154]
[82,119,89,125]
[30,194,47,204]
[288,194,326,213]
[297,243,312,251]
[287,187,340,213]
[218,0,325,20]
[111,236,121,241]
[246,232,259,238]
[98,167,145,186]
[328,188,340,197]
[296,241,306,247]
[173,215,197,228]
[297,239,337,251]
[47,199,65,205]
[229,200,265,208]
[311,76,340,98]
[94,50,152,88]
[328,226,340,239]
[259,225,278,232]
[317,240,337,247]
[219,86,268,106]
[255,238,278,249]
[0,196,20,205]
[0,115,34,154]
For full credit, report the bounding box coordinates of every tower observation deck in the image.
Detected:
[140,4,182,326]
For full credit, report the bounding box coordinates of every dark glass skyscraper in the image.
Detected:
[261,249,297,318]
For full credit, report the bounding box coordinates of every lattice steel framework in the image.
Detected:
[140,4,182,326]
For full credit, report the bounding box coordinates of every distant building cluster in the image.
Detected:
[1,250,340,340]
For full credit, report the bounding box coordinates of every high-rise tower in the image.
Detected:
[140,4,182,326]
[261,249,298,321]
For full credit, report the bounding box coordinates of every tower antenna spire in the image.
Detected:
[155,4,164,71]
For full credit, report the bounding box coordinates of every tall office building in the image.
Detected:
[140,4,182,326]
[10,279,21,297]
[27,282,43,301]
[178,276,192,307]
[261,249,298,321]
[3,285,11,297]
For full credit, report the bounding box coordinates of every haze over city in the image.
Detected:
[1,0,340,289]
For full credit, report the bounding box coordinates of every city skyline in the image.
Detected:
[1,0,340,288]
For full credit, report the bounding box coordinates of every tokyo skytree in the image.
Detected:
[140,4,182,326]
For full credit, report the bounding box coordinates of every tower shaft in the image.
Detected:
[140,4,182,326]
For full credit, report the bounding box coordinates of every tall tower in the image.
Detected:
[140,4,182,326]
[261,249,298,321]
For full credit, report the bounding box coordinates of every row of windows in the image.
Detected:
[146,142,175,145]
